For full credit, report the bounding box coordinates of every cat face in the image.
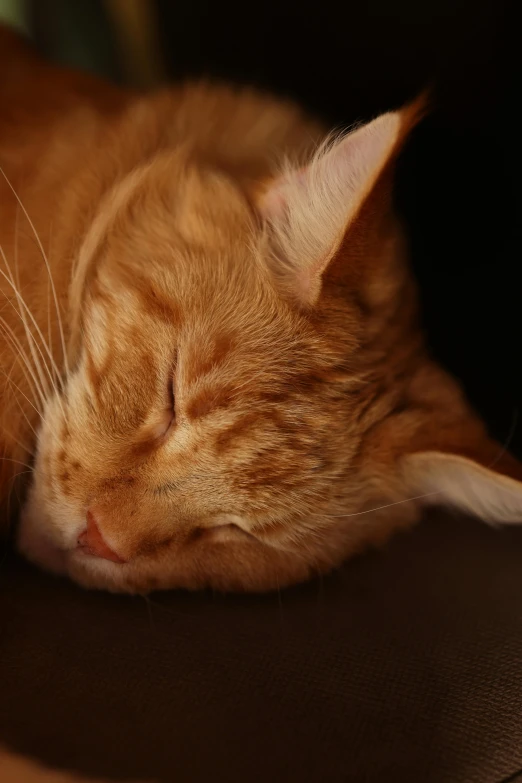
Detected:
[17,104,522,594]
[18,165,346,591]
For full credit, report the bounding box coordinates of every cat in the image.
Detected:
[2,24,522,600]
[2,22,522,783]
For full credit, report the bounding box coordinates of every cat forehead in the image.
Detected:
[85,254,309,348]
[74,155,257,319]
[111,156,255,251]
[81,277,331,419]
[84,280,311,365]
[82,181,264,327]
[77,289,328,437]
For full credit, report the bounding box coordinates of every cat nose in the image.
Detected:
[77,511,127,564]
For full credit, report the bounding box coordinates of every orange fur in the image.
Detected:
[1,25,522,604]
[2,24,522,783]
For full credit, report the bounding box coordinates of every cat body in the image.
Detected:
[1,25,522,601]
[2,23,522,783]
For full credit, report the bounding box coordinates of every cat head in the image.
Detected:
[18,97,522,593]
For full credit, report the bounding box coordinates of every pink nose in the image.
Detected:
[77,511,126,564]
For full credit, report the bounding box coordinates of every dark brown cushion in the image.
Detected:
[1,512,522,783]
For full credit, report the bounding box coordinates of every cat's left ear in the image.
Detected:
[402,448,522,524]
[395,398,522,524]
[258,98,425,306]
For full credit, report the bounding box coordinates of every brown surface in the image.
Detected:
[1,511,522,783]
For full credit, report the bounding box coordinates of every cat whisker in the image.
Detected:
[487,408,519,470]
[0,239,57,396]
[0,259,52,404]
[4,432,34,456]
[0,457,34,471]
[11,203,50,419]
[46,224,55,374]
[327,417,519,522]
[0,390,37,452]
[0,266,62,396]
[0,166,70,379]
[6,468,33,514]
[7,470,33,511]
[0,315,47,412]
[14,201,54,389]
[0,307,48,406]
[0,287,34,320]
[261,533,322,566]
[0,246,66,417]
[141,595,157,632]
[325,491,442,519]
[0,377,40,453]
[1,372,40,441]
[0,368,42,433]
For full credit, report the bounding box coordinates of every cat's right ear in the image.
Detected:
[257,97,426,307]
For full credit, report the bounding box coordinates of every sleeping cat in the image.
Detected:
[1,25,522,601]
[1,22,522,783]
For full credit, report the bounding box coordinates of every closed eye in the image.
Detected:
[190,523,258,545]
[157,351,178,439]
[169,349,178,417]
[168,372,175,415]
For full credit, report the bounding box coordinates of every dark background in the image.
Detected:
[31,0,519,455]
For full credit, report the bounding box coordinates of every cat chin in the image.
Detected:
[19,541,322,595]
[17,500,325,594]
[66,552,138,593]
[61,543,316,596]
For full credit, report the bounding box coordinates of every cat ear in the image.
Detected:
[384,365,522,524]
[258,105,418,306]
[402,446,522,524]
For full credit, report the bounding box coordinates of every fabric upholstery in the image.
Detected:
[2,512,522,782]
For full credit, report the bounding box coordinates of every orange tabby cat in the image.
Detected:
[2,22,522,783]
[2,25,522,602]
